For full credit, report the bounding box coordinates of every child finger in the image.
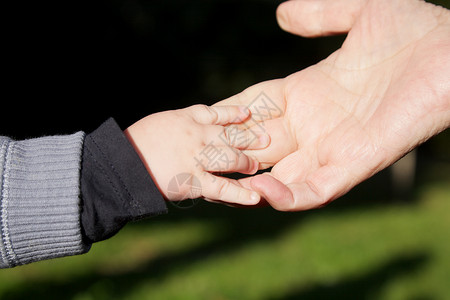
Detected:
[222,125,270,150]
[200,175,260,205]
[190,104,250,125]
[204,124,270,150]
[201,146,258,175]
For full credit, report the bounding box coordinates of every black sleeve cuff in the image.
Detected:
[80,118,167,244]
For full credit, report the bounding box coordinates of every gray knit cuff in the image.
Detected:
[0,132,90,268]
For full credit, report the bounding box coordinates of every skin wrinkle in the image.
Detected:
[308,78,367,137]
[316,68,420,175]
[284,116,297,157]
[316,65,363,98]
[331,18,442,72]
[288,69,352,139]
[305,173,324,202]
[422,76,448,117]
[212,0,450,211]
[388,52,445,145]
[414,43,450,111]
[314,70,370,123]
[323,40,432,129]
[282,88,299,154]
[328,126,369,164]
[318,68,389,121]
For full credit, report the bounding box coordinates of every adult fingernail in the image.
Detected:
[276,6,289,30]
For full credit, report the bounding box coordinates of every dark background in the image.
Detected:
[2,0,344,138]
[2,0,448,159]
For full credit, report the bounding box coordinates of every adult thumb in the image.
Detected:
[276,0,365,37]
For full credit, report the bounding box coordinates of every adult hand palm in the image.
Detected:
[215,0,450,210]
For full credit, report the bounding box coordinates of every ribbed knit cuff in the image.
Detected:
[0,132,90,268]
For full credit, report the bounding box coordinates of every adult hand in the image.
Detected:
[215,0,450,211]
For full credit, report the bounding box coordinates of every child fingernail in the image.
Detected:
[250,191,260,203]
[259,133,270,147]
[252,159,259,173]
[239,106,250,115]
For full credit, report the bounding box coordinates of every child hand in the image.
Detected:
[124,104,270,205]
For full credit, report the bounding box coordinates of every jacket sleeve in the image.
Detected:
[0,132,90,268]
[80,118,167,244]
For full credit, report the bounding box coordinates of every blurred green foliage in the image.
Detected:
[0,160,449,299]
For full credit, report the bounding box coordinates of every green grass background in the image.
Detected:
[0,135,448,300]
